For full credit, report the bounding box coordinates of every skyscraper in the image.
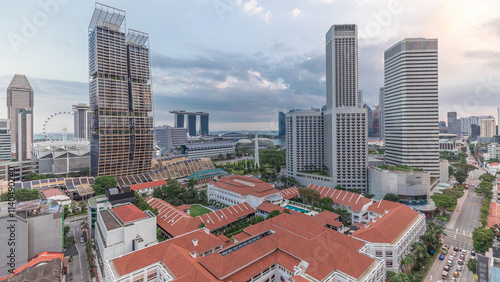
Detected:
[73,103,91,140]
[379,87,385,140]
[174,113,185,128]
[364,103,374,137]
[384,38,439,177]
[89,3,153,177]
[325,24,368,192]
[7,74,33,148]
[187,114,197,137]
[278,111,286,138]
[447,112,461,137]
[15,109,33,161]
[200,114,209,136]
[480,119,496,137]
[0,120,10,161]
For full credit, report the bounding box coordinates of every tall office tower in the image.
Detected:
[0,120,10,161]
[384,38,439,177]
[15,109,33,161]
[89,3,154,177]
[447,112,461,138]
[174,113,185,128]
[470,124,480,138]
[278,111,286,138]
[324,24,368,191]
[480,119,496,137]
[7,74,34,147]
[379,87,385,140]
[498,107,499,135]
[154,126,188,152]
[187,114,197,137]
[200,114,209,136]
[73,103,91,140]
[357,90,364,108]
[286,109,324,177]
[364,104,374,137]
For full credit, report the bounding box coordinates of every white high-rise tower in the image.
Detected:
[254,134,259,168]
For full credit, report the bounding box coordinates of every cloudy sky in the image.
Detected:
[1,0,500,133]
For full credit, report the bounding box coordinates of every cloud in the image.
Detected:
[238,0,271,22]
[290,8,303,18]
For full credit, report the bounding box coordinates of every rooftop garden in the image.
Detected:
[377,164,424,172]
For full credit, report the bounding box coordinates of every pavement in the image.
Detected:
[65,216,90,282]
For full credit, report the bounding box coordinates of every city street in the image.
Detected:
[64,215,90,282]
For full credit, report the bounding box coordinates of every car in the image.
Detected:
[460,254,465,260]
[458,259,464,265]
[471,251,476,256]
[447,260,453,267]
[461,249,467,255]
[454,246,459,251]
[452,251,457,256]
[450,277,456,281]
[449,255,455,261]
[439,254,445,260]
[457,265,462,271]
[453,271,459,277]
[444,265,450,271]
[80,237,84,243]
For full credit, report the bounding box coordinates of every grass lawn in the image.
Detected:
[190,204,212,217]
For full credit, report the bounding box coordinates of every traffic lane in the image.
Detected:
[67,220,89,282]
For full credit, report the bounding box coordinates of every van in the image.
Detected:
[442,271,449,279]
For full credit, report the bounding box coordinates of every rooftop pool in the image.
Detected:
[283,205,309,213]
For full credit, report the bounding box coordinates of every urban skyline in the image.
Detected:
[0,1,499,132]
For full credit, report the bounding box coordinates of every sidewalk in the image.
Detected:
[447,190,469,230]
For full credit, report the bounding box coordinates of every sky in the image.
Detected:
[1,0,500,133]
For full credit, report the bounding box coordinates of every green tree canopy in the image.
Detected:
[298,187,321,205]
[383,193,400,202]
[472,227,494,254]
[1,188,40,202]
[467,258,477,274]
[93,176,117,195]
[267,210,281,219]
[431,193,456,211]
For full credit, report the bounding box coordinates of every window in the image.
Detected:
[386,250,393,256]
[386,260,393,267]
[376,250,383,257]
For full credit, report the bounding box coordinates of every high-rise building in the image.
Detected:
[174,113,185,128]
[470,124,480,138]
[154,126,188,152]
[89,3,154,177]
[480,119,496,137]
[7,74,33,148]
[447,112,461,138]
[73,103,91,140]
[187,114,197,137]
[286,109,324,177]
[384,38,439,177]
[324,24,368,191]
[364,104,374,137]
[15,109,33,161]
[357,90,364,108]
[460,116,494,135]
[200,114,209,136]
[278,111,286,138]
[379,87,385,140]
[0,120,10,161]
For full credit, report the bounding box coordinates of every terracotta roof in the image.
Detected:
[307,184,372,212]
[198,202,255,231]
[353,200,421,244]
[488,202,500,228]
[41,188,65,198]
[146,197,201,237]
[257,202,342,228]
[13,252,63,275]
[212,175,281,198]
[176,204,191,211]
[232,231,252,242]
[280,187,299,200]
[130,180,167,191]
[489,162,500,166]
[112,204,149,223]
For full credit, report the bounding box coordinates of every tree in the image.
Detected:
[455,172,467,185]
[267,210,281,219]
[1,188,40,202]
[400,253,416,273]
[411,242,430,270]
[334,185,346,191]
[383,193,400,202]
[467,258,477,274]
[187,178,197,188]
[472,227,494,254]
[283,209,291,214]
[364,194,375,199]
[431,194,456,214]
[93,176,117,195]
[479,173,495,183]
[298,187,321,205]
[157,228,166,242]
[198,222,206,228]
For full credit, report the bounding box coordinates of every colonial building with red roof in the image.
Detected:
[351,200,426,272]
[95,203,157,266]
[207,175,283,208]
[307,184,373,223]
[130,180,167,195]
[280,186,299,200]
[105,214,385,282]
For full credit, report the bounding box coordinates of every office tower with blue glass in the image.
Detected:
[278,111,286,138]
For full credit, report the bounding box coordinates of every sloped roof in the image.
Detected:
[280,187,299,200]
[130,180,167,191]
[8,74,33,90]
[307,184,372,212]
[112,204,149,223]
[146,197,201,237]
[198,202,255,231]
[212,175,280,198]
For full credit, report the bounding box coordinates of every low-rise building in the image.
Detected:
[307,184,373,223]
[352,200,426,273]
[186,168,229,186]
[180,142,236,159]
[207,175,282,208]
[105,213,385,282]
[130,180,167,196]
[368,166,430,201]
[280,186,299,200]
[40,188,71,206]
[87,194,109,238]
[95,203,157,264]
[487,162,500,174]
[439,139,456,153]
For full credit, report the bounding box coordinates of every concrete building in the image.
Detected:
[471,124,481,138]
[384,38,440,177]
[207,175,282,208]
[439,139,457,153]
[0,160,38,182]
[15,109,33,161]
[364,104,374,137]
[461,116,494,135]
[89,3,154,177]
[0,203,28,277]
[324,24,368,192]
[72,103,91,140]
[488,143,500,160]
[169,110,209,137]
[379,87,385,140]
[0,119,10,161]
[352,200,426,273]
[447,112,461,138]
[481,118,496,137]
[95,203,157,264]
[368,166,430,202]
[200,115,209,136]
[278,111,286,138]
[40,188,71,206]
[285,109,324,180]
[87,194,109,238]
[180,142,235,159]
[7,74,34,148]
[174,113,184,128]
[187,114,197,137]
[32,140,90,175]
[154,125,188,152]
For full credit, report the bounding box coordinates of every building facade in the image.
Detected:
[154,126,188,152]
[200,115,209,136]
[15,109,33,161]
[461,116,494,135]
[447,112,461,138]
[73,103,91,140]
[187,114,197,137]
[278,111,286,138]
[480,118,496,137]
[379,87,385,140]
[7,74,33,148]
[384,38,440,177]
[0,119,10,161]
[89,3,154,177]
[368,166,431,201]
[180,142,235,159]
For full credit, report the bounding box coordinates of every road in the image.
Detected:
[425,248,476,282]
[65,215,90,282]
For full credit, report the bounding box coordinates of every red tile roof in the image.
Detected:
[212,175,280,198]
[352,200,421,244]
[146,197,201,237]
[13,252,63,275]
[176,204,191,211]
[281,187,299,200]
[232,231,252,242]
[41,188,65,198]
[112,204,149,223]
[130,180,167,191]
[488,202,500,228]
[257,202,342,228]
[198,202,255,231]
[307,184,372,212]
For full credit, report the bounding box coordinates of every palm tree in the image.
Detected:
[411,242,430,270]
[400,253,416,274]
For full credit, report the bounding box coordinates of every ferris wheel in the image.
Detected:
[43,112,74,142]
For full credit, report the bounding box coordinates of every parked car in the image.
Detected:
[454,246,459,251]
[453,271,459,277]
[449,255,455,261]
[450,277,456,281]
[447,260,453,267]
[444,265,450,271]
[439,254,445,260]
[80,237,84,243]
[458,259,464,265]
[457,265,462,271]
[471,251,476,256]
[452,251,457,256]
[460,254,465,260]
